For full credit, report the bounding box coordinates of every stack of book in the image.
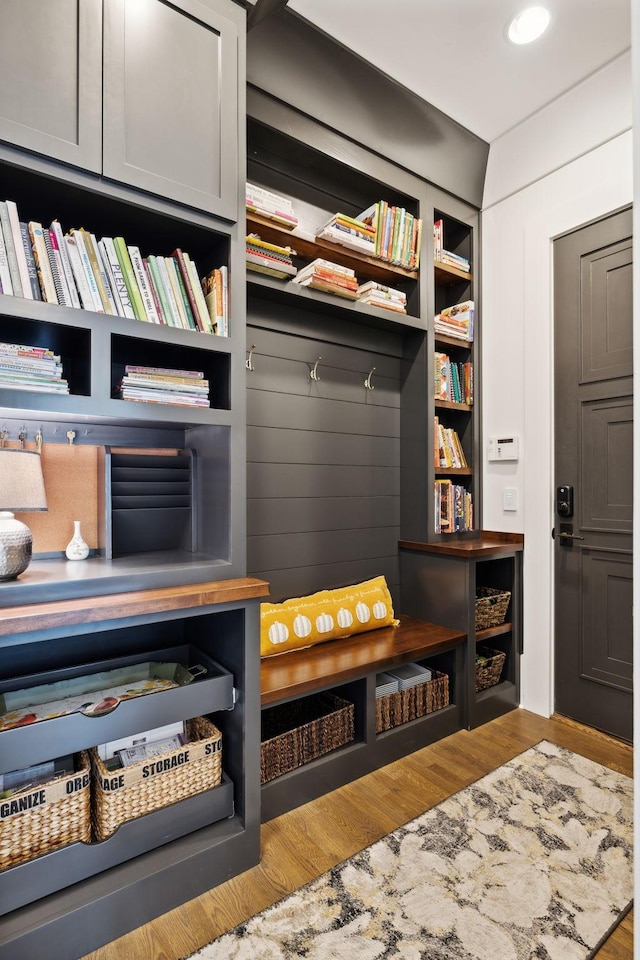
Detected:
[357,201,422,269]
[434,417,468,469]
[434,300,474,342]
[246,233,297,279]
[246,183,298,231]
[201,267,229,336]
[117,365,210,408]
[433,220,471,273]
[292,259,359,299]
[317,212,376,256]
[434,479,473,534]
[0,342,69,394]
[0,199,227,336]
[434,352,473,404]
[375,673,400,698]
[356,280,407,314]
[387,662,433,688]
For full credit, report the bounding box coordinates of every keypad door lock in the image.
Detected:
[556,485,574,518]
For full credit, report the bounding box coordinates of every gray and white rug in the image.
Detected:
[187,741,633,960]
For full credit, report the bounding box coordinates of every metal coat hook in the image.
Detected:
[18,425,27,448]
[246,344,256,372]
[364,367,376,390]
[310,357,322,382]
[35,427,43,453]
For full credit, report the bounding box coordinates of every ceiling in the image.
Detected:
[277,0,631,143]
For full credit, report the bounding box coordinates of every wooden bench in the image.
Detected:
[259,613,467,821]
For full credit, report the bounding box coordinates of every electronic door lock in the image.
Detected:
[556,485,574,518]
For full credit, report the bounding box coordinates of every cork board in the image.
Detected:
[14,443,99,554]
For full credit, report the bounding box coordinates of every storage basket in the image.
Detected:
[475,647,506,692]
[475,587,511,630]
[261,692,354,784]
[0,752,91,871]
[375,669,449,734]
[91,716,222,840]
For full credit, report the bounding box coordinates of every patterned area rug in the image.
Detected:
[187,741,633,960]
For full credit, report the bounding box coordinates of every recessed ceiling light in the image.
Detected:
[508,6,551,44]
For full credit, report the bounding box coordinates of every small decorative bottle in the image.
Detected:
[65,520,89,560]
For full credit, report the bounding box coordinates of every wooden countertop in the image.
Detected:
[0,577,270,637]
[399,530,524,559]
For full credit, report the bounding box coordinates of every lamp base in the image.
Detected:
[0,511,33,580]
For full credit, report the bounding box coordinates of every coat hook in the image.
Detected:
[246,344,256,372]
[18,425,27,448]
[35,427,43,453]
[310,357,322,381]
[364,367,376,390]
[0,425,7,448]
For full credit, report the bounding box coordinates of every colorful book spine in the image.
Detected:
[171,248,205,332]
[71,229,103,312]
[155,255,183,328]
[19,222,42,300]
[100,237,136,320]
[50,221,81,309]
[28,222,58,304]
[164,257,190,329]
[142,258,167,324]
[81,229,115,314]
[63,234,95,311]
[42,228,68,305]
[97,238,125,317]
[0,221,13,296]
[113,237,147,323]
[128,245,161,323]
[184,254,214,334]
[145,256,174,326]
[6,200,32,298]
[0,202,22,297]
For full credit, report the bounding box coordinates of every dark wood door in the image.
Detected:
[554,208,633,742]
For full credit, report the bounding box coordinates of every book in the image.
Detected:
[70,229,103,312]
[81,229,116,314]
[0,202,22,297]
[128,245,161,323]
[97,238,126,317]
[6,200,32,298]
[155,255,184,328]
[171,248,206,332]
[145,256,174,326]
[42,228,67,305]
[100,237,136,320]
[28,222,58,303]
[19,222,42,300]
[113,237,147,323]
[142,257,167,324]
[64,233,96,311]
[184,253,215,335]
[171,256,198,330]
[50,221,81,309]
[0,220,13,296]
[164,256,191,329]
[247,253,297,279]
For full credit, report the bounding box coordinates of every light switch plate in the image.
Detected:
[503,487,518,512]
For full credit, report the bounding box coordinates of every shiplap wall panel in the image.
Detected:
[247,314,402,603]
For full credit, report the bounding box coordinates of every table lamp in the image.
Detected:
[0,448,47,580]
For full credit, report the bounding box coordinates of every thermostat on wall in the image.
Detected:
[488,436,520,462]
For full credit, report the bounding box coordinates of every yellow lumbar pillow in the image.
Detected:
[260,576,397,658]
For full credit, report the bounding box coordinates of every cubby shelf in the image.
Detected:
[434,261,473,285]
[435,399,472,412]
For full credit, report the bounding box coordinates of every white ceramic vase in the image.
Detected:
[65,520,89,560]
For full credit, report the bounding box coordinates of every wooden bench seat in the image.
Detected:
[261,613,466,705]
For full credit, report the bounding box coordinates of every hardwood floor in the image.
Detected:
[82,709,633,960]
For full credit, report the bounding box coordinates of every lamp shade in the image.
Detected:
[0,448,47,511]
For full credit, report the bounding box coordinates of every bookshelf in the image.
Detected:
[0,1,255,957]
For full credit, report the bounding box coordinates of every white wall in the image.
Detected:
[481,61,633,718]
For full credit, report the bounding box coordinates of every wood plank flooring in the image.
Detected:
[82,709,633,960]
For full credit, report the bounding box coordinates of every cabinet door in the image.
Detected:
[103,0,239,220]
[0,0,102,170]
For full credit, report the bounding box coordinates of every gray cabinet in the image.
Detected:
[0,0,241,220]
[0,0,102,171]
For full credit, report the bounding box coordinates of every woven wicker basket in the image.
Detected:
[375,670,449,733]
[475,647,506,692]
[261,692,354,784]
[0,752,91,871]
[91,716,222,840]
[475,587,511,630]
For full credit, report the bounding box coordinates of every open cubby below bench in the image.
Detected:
[260,614,466,822]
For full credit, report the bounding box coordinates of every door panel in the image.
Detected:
[554,207,632,741]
